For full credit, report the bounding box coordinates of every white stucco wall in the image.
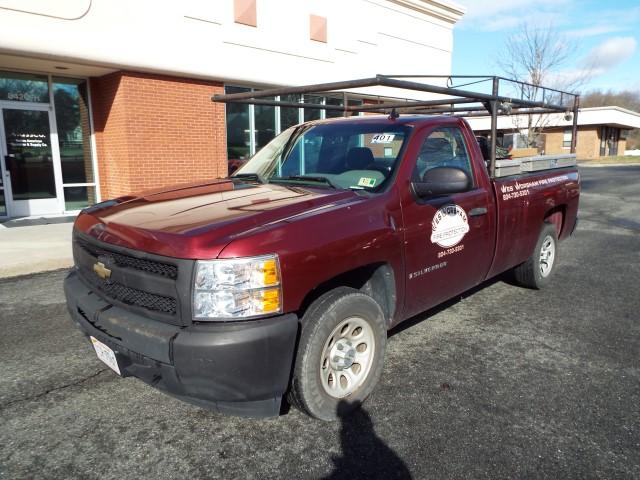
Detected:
[0,0,464,86]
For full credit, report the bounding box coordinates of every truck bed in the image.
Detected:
[488,166,580,279]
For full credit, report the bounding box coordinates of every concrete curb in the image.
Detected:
[579,163,640,168]
[0,222,73,280]
[0,261,73,280]
[0,266,71,282]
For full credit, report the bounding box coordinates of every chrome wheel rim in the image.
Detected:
[539,235,556,277]
[320,317,375,398]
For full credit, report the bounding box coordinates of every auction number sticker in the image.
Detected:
[371,133,395,144]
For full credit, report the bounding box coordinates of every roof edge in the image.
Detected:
[581,106,640,117]
[385,0,466,24]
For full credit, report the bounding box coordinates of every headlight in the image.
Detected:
[193,255,282,320]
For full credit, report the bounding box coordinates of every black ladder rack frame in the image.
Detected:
[212,74,580,179]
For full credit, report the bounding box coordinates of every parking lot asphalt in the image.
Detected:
[1,166,639,480]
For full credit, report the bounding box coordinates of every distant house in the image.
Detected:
[466,106,640,159]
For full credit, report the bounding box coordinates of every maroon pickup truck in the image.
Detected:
[64,76,581,420]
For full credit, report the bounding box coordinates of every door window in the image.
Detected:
[2,109,56,200]
[414,127,473,183]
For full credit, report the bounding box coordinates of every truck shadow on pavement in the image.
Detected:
[389,273,508,338]
[323,400,412,480]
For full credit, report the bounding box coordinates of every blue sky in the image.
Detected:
[452,0,640,93]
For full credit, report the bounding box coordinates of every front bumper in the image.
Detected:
[64,270,299,417]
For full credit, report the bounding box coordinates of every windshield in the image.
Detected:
[233,121,412,191]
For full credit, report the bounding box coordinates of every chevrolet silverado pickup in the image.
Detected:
[64,77,580,421]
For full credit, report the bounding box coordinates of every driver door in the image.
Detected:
[401,125,495,318]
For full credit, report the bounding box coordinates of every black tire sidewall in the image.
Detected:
[294,288,387,421]
[532,223,559,288]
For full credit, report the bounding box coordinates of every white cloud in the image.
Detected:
[582,36,637,72]
[564,6,640,38]
[565,25,625,38]
[548,36,638,90]
[457,0,572,31]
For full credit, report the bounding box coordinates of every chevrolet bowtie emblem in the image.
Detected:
[93,261,112,280]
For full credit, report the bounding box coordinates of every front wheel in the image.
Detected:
[513,223,559,289]
[288,287,387,421]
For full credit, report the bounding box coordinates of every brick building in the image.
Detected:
[467,106,640,159]
[0,0,465,219]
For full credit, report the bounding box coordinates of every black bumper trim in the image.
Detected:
[65,270,299,417]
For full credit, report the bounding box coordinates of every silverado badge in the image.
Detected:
[93,261,112,280]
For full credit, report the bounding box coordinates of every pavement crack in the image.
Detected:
[0,368,109,410]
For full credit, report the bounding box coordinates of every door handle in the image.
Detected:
[469,207,488,217]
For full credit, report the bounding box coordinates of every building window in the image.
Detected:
[563,129,572,148]
[310,14,327,43]
[234,0,257,27]
[0,71,98,216]
[225,86,251,161]
[254,97,276,151]
[600,126,620,156]
[53,77,97,210]
[224,86,362,167]
[280,95,301,131]
[0,70,49,103]
[304,95,323,122]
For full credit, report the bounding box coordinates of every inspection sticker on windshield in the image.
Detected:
[371,133,395,144]
[358,177,377,187]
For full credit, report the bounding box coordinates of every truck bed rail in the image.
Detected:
[494,154,577,177]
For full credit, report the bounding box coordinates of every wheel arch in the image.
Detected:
[296,263,397,327]
[544,205,566,236]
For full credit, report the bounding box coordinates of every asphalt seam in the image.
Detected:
[0,368,109,411]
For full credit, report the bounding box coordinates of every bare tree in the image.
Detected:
[497,24,590,149]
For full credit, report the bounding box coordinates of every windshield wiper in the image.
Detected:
[232,173,265,184]
[270,175,338,188]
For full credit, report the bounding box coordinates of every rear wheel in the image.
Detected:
[513,223,559,289]
[288,287,387,421]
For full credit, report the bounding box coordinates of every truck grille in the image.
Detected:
[96,278,177,315]
[72,232,192,323]
[75,237,178,279]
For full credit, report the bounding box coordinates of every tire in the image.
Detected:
[288,287,387,421]
[513,223,559,289]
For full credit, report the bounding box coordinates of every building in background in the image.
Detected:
[0,0,465,219]
[467,106,640,159]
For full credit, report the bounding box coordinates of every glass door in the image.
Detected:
[0,106,63,217]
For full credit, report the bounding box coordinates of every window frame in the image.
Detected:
[562,128,572,149]
[413,125,475,189]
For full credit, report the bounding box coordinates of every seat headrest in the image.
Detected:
[345,147,375,170]
[421,137,453,156]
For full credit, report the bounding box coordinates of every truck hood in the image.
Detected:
[75,179,359,258]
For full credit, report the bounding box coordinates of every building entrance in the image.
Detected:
[0,104,64,217]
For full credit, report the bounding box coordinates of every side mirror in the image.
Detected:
[412,166,471,198]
